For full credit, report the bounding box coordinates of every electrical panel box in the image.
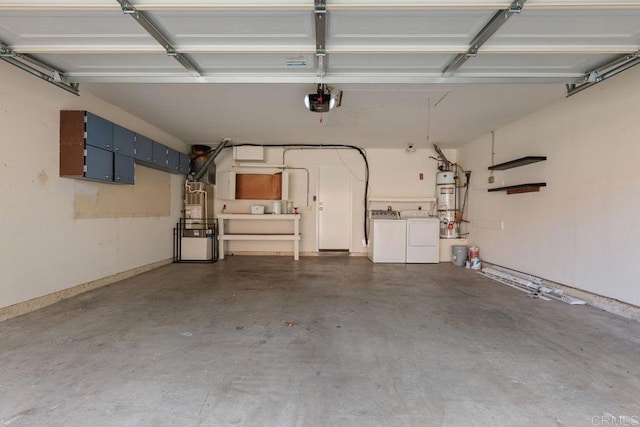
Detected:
[216,171,237,200]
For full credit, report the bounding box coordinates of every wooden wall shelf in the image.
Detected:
[487,155,547,194]
[488,183,547,194]
[488,156,547,171]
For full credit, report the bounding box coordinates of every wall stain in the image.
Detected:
[73,167,171,219]
[38,170,49,185]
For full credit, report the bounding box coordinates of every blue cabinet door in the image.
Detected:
[85,112,113,150]
[114,153,135,184]
[152,142,168,169]
[179,152,190,174]
[167,148,180,173]
[85,145,113,181]
[113,125,135,158]
[134,134,153,164]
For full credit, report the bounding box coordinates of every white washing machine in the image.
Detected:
[368,210,406,263]
[401,211,440,263]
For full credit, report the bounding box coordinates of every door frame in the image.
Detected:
[316,165,353,253]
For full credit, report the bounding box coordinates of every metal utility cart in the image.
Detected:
[173,217,217,263]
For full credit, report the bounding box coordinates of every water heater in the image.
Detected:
[436,171,457,238]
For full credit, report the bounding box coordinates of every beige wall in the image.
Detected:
[458,65,640,307]
[0,61,187,309]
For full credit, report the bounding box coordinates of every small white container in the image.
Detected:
[250,205,265,215]
[272,200,282,215]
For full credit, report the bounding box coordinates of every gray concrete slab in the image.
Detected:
[1,256,639,426]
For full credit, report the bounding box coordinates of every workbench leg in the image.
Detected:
[294,218,299,260]
[218,218,225,260]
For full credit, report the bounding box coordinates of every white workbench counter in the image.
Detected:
[217,213,301,260]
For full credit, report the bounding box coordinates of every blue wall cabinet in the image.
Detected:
[167,148,181,174]
[152,142,169,169]
[61,110,189,184]
[84,145,113,181]
[136,136,174,172]
[113,125,135,158]
[60,111,133,184]
[85,112,113,150]
[114,153,135,184]
[179,153,191,174]
[134,134,153,165]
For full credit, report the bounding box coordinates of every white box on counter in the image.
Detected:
[250,205,265,215]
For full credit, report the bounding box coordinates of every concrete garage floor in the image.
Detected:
[1,257,640,427]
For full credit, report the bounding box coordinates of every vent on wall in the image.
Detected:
[233,146,264,162]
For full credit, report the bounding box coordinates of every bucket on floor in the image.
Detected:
[452,245,468,267]
[470,258,482,270]
[468,245,479,260]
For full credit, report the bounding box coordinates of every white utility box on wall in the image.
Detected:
[216,171,236,200]
[233,146,264,161]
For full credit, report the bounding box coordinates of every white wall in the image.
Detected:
[0,61,187,310]
[457,66,640,307]
[214,146,448,254]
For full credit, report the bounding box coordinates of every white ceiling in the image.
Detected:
[1,0,639,148]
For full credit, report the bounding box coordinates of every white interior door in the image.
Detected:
[318,167,351,251]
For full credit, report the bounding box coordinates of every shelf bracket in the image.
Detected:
[0,40,79,95]
[115,0,202,77]
[442,0,526,77]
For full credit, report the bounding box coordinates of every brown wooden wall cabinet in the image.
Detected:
[215,171,290,200]
[236,173,283,200]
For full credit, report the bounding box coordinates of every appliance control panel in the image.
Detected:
[370,210,400,219]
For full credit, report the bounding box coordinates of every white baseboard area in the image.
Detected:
[564,288,640,323]
[0,259,172,322]
[482,262,640,323]
[223,251,368,257]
